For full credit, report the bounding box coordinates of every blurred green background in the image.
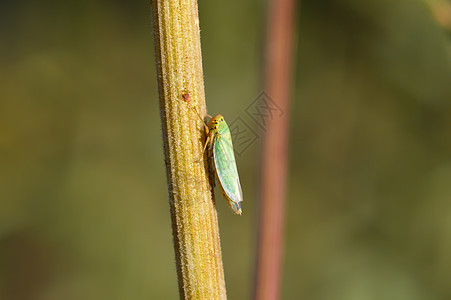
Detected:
[1,0,451,299]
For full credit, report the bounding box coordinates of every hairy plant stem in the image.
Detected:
[151,0,227,299]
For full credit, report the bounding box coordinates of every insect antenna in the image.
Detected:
[181,93,210,131]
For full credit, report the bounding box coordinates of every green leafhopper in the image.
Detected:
[183,94,243,215]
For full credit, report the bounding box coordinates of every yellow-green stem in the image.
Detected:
[151,0,227,299]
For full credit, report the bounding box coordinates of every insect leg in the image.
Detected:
[194,132,212,162]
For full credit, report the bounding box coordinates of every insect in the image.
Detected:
[182,92,190,102]
[182,93,243,215]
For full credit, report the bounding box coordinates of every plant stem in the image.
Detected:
[151,0,227,299]
[254,0,296,298]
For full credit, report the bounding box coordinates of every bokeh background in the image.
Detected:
[1,0,451,299]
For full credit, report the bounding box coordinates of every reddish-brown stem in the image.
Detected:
[254,0,297,299]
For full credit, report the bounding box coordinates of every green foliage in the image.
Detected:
[0,0,450,299]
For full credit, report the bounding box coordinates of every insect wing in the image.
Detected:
[213,124,243,211]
